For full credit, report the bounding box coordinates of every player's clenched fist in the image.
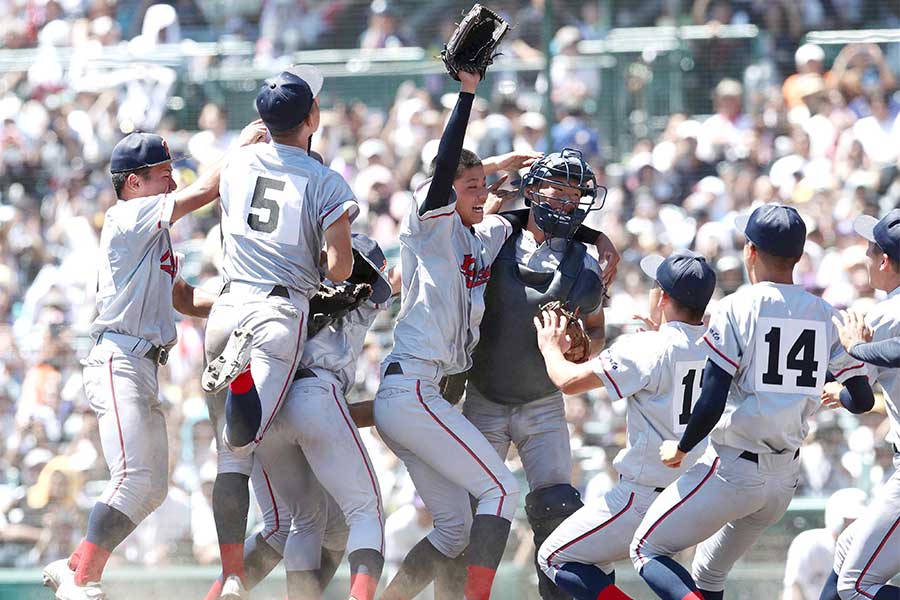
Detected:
[821,381,844,410]
[659,440,686,468]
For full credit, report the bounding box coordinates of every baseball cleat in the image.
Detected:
[219,574,247,599]
[55,579,106,600]
[202,328,253,394]
[42,558,73,591]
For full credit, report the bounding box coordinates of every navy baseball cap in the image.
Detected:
[351,233,392,304]
[854,209,900,264]
[640,250,717,311]
[734,204,807,258]
[256,65,324,133]
[110,132,173,173]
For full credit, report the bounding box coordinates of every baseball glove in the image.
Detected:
[441,4,510,81]
[307,282,372,337]
[540,301,591,363]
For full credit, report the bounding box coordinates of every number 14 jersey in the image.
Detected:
[704,282,866,455]
[219,142,359,296]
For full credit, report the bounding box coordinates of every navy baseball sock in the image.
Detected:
[639,556,701,600]
[553,563,632,600]
[434,547,467,599]
[317,548,344,589]
[213,472,250,581]
[349,548,384,600]
[465,514,511,600]
[243,532,283,589]
[698,589,724,600]
[75,503,137,585]
[225,381,261,448]
[381,536,446,600]
[875,587,900,599]
[818,571,839,600]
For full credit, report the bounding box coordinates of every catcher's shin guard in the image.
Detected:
[525,484,584,600]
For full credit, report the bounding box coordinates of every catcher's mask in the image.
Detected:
[349,233,392,304]
[521,148,606,242]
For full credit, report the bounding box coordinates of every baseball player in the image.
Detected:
[201,65,358,598]
[629,204,874,600]
[531,250,716,600]
[467,148,617,600]
[373,69,522,600]
[818,210,900,600]
[42,122,268,600]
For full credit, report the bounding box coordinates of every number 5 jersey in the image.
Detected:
[703,281,867,455]
[219,142,359,295]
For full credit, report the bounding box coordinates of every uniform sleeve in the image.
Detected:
[319,170,360,231]
[702,297,743,377]
[403,180,457,240]
[827,315,868,383]
[473,214,514,262]
[592,333,659,400]
[127,193,175,238]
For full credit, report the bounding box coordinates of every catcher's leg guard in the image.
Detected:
[526,484,584,600]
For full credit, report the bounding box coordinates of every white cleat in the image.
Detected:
[42,558,73,591]
[219,574,247,599]
[55,579,106,600]
[202,328,254,394]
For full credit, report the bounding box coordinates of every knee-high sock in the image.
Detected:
[349,548,384,600]
[380,537,448,600]
[639,556,701,600]
[317,548,344,590]
[75,503,137,585]
[699,590,723,600]
[225,372,261,448]
[286,570,323,600]
[243,532,283,589]
[552,563,633,600]
[819,571,839,600]
[434,547,467,600]
[213,472,250,581]
[464,514,511,600]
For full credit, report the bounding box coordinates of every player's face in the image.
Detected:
[136,162,177,196]
[865,241,890,290]
[530,178,583,214]
[454,165,489,227]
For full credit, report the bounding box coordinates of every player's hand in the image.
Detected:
[633,313,660,332]
[659,440,686,468]
[833,310,872,351]
[484,174,515,215]
[595,232,620,288]
[491,151,544,172]
[238,119,268,146]
[534,310,572,356]
[821,381,844,410]
[458,69,482,93]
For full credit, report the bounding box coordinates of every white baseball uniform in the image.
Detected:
[832,286,900,600]
[373,180,520,558]
[631,282,867,592]
[208,141,358,454]
[83,193,178,524]
[538,322,709,578]
[254,300,385,570]
[783,528,835,600]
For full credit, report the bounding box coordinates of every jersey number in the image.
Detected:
[679,368,703,425]
[673,360,706,434]
[247,176,284,233]
[761,326,818,388]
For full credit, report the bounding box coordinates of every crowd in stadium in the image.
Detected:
[0,0,899,587]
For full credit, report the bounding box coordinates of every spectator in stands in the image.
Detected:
[696,78,754,163]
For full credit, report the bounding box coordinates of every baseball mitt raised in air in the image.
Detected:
[540,301,591,363]
[440,4,510,81]
[307,282,372,337]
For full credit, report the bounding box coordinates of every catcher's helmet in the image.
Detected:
[521,148,606,240]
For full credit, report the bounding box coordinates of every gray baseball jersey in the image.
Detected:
[594,321,710,488]
[864,286,900,447]
[386,180,513,375]
[219,142,359,295]
[91,193,179,348]
[703,282,867,454]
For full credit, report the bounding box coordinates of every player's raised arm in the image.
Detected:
[170,119,268,224]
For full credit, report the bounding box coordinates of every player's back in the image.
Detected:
[219,142,357,297]
[705,282,865,454]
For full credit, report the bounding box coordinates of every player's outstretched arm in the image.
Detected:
[534,310,603,394]
[172,278,216,318]
[323,212,354,283]
[170,119,268,225]
[822,376,875,414]
[583,308,606,356]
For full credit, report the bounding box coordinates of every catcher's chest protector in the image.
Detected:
[469,234,604,405]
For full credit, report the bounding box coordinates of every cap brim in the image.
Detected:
[734,213,750,236]
[853,215,878,244]
[286,65,324,98]
[640,254,665,281]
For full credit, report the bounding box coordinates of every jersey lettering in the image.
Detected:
[460,254,491,289]
[159,249,177,280]
[755,318,827,394]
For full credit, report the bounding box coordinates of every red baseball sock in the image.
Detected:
[203,577,224,600]
[68,539,86,571]
[350,572,378,600]
[597,584,635,599]
[230,368,254,394]
[464,565,497,600]
[681,593,705,600]
[220,543,246,582]
[74,541,111,585]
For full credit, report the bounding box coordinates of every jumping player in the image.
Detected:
[373,68,522,600]
[42,122,267,600]
[630,204,875,600]
[819,209,900,600]
[202,65,358,598]
[533,250,716,600]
